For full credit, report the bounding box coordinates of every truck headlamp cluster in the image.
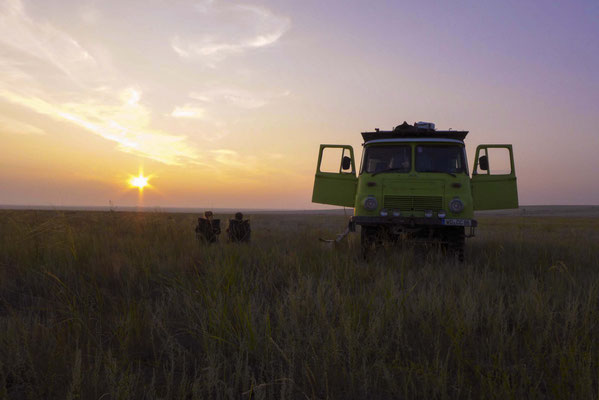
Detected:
[363,196,378,211]
[449,198,464,213]
[392,209,401,217]
[437,210,447,218]
[424,210,433,218]
[380,209,389,217]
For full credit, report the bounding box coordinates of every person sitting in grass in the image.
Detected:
[226,212,251,243]
[195,211,221,243]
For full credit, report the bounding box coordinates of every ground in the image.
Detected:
[0,208,597,399]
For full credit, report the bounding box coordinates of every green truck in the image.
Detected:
[312,121,518,259]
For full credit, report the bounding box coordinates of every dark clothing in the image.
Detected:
[226,219,251,243]
[195,218,221,243]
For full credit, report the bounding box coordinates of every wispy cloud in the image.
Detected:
[211,149,247,167]
[0,114,44,135]
[0,88,200,165]
[171,4,290,62]
[170,105,205,119]
[0,0,291,169]
[190,88,267,109]
[0,0,201,165]
[189,87,290,109]
[205,148,304,185]
[0,0,98,87]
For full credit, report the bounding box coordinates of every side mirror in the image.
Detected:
[341,156,351,170]
[478,155,489,171]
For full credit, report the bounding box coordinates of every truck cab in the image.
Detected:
[312,121,518,259]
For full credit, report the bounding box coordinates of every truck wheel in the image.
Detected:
[360,226,377,259]
[447,227,465,262]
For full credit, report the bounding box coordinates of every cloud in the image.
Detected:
[0,0,202,166]
[170,105,205,119]
[0,114,45,135]
[190,88,267,109]
[189,87,289,109]
[0,88,200,165]
[0,0,291,168]
[171,4,290,62]
[211,149,240,162]
[121,88,141,106]
[205,148,303,184]
[0,0,99,86]
[209,149,260,175]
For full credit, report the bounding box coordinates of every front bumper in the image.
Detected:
[349,216,477,231]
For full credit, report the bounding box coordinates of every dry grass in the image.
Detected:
[0,210,598,399]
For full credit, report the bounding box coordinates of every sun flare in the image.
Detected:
[128,172,150,190]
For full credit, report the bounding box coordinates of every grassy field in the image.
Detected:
[0,209,598,399]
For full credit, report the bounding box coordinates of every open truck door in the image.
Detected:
[471,144,518,210]
[312,145,357,207]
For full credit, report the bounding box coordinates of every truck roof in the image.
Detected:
[361,121,468,142]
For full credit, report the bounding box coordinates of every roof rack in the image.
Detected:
[361,121,468,142]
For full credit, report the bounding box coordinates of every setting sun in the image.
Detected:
[129,173,149,190]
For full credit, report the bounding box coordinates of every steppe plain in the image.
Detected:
[0,206,597,399]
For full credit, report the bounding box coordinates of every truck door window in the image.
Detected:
[362,146,411,174]
[416,146,465,174]
[485,147,512,175]
[319,147,344,173]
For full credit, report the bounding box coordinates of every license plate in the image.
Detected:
[442,219,470,226]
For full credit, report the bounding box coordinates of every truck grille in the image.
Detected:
[384,195,443,211]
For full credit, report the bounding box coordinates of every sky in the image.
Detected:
[0,0,598,209]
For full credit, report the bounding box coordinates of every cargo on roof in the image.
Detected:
[361,121,468,142]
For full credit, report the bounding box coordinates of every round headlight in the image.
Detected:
[424,210,433,218]
[392,209,401,217]
[363,196,378,211]
[380,209,388,217]
[449,198,464,213]
[438,210,447,218]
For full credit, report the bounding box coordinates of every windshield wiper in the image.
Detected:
[418,169,457,177]
[371,167,408,177]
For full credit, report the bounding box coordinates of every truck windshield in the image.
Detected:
[362,145,411,174]
[415,145,466,174]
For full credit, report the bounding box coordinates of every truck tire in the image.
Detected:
[360,226,377,259]
[447,227,465,262]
